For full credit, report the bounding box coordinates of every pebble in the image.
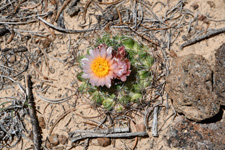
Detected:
[9,55,16,63]
[207,1,215,8]
[97,137,111,147]
[38,116,46,129]
[48,134,59,146]
[58,134,68,145]
[136,123,146,132]
[191,3,199,10]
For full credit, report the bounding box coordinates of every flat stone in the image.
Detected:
[165,114,225,149]
[215,43,225,105]
[166,54,220,121]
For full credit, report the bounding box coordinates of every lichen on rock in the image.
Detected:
[165,54,220,122]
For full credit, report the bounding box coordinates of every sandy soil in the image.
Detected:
[0,0,225,150]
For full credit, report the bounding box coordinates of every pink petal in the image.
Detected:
[121,76,127,82]
[110,63,117,70]
[108,59,114,66]
[98,50,102,57]
[107,71,113,79]
[87,55,94,62]
[100,48,106,58]
[105,77,111,88]
[99,77,106,86]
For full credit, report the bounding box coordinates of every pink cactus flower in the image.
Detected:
[113,46,131,82]
[81,44,117,88]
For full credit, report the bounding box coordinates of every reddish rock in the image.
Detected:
[166,54,220,121]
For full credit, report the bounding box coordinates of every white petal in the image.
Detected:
[106,47,112,55]
[81,58,89,64]
[105,77,111,88]
[82,73,89,79]
[89,49,94,56]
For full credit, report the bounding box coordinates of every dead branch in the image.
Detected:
[180,27,225,49]
[69,131,148,143]
[25,75,42,150]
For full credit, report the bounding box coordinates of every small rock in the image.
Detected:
[58,135,68,145]
[136,123,146,132]
[181,35,188,41]
[49,67,55,74]
[42,39,52,48]
[215,43,225,105]
[67,6,80,17]
[97,137,111,147]
[16,46,28,52]
[9,55,16,63]
[198,15,206,21]
[165,54,220,121]
[191,3,199,10]
[169,50,177,58]
[207,1,215,8]
[39,116,46,129]
[49,134,59,146]
[0,27,10,36]
[66,0,80,17]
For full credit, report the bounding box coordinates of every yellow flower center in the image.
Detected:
[91,57,110,77]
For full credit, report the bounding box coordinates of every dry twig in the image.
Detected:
[180,27,225,49]
[25,75,42,150]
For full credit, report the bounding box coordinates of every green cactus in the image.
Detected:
[77,34,154,111]
[102,98,115,110]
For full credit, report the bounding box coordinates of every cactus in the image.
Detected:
[77,34,154,111]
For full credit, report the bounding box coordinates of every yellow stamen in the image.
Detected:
[91,57,110,77]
